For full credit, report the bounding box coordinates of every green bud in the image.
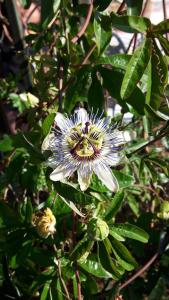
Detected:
[157,201,169,220]
[87,218,109,241]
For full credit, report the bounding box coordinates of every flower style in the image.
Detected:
[42,108,135,192]
[32,208,56,238]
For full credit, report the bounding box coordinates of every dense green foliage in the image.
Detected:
[0,0,169,299]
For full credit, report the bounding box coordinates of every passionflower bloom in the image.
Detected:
[42,108,135,192]
[32,208,56,238]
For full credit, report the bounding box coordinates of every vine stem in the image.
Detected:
[72,211,82,300]
[126,0,149,53]
[71,0,93,44]
[128,126,169,156]
[162,0,168,40]
[119,252,159,290]
[52,240,71,300]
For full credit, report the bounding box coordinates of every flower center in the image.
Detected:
[67,122,103,160]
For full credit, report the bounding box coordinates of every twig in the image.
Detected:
[126,0,149,53]
[116,0,125,14]
[162,0,168,40]
[128,126,169,156]
[72,212,82,300]
[46,43,96,108]
[58,62,64,113]
[71,0,93,44]
[119,252,159,290]
[75,265,82,300]
[24,3,40,25]
[132,33,137,53]
[53,242,71,300]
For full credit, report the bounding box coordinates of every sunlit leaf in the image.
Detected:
[121,38,152,99]
[109,223,149,243]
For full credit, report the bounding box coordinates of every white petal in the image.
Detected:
[104,153,122,166]
[46,156,58,168]
[42,133,55,151]
[111,130,136,146]
[55,112,73,132]
[74,108,88,125]
[123,130,136,142]
[78,166,92,191]
[50,165,75,181]
[94,164,119,192]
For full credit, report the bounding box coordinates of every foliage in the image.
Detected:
[0,0,169,299]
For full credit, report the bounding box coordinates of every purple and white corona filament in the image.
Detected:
[42,108,135,192]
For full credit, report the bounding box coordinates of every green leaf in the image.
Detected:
[21,0,31,8]
[0,201,20,227]
[153,19,169,34]
[70,236,94,262]
[58,194,85,218]
[126,0,143,16]
[40,281,51,300]
[64,66,91,112]
[109,223,149,243]
[112,170,135,189]
[148,277,165,300]
[157,34,169,56]
[128,194,139,217]
[30,248,55,267]
[97,54,131,70]
[42,113,55,136]
[88,72,104,113]
[104,190,125,221]
[25,198,33,224]
[79,254,113,278]
[0,135,13,152]
[109,237,138,271]
[94,0,112,11]
[100,67,145,115]
[121,38,152,99]
[98,242,122,279]
[41,0,61,28]
[111,13,151,33]
[146,41,168,110]
[53,181,96,206]
[126,139,148,154]
[56,278,64,300]
[94,16,112,55]
[108,230,125,242]
[145,104,169,121]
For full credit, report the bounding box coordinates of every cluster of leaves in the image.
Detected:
[0,0,169,299]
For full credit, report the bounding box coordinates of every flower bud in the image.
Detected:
[87,218,109,241]
[157,201,169,220]
[32,208,56,238]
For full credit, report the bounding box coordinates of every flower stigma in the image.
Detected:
[67,122,103,161]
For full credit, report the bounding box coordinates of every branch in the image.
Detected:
[126,0,149,53]
[53,242,71,300]
[127,126,169,156]
[162,0,168,40]
[73,212,82,300]
[119,252,159,290]
[71,0,93,44]
[46,43,96,109]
